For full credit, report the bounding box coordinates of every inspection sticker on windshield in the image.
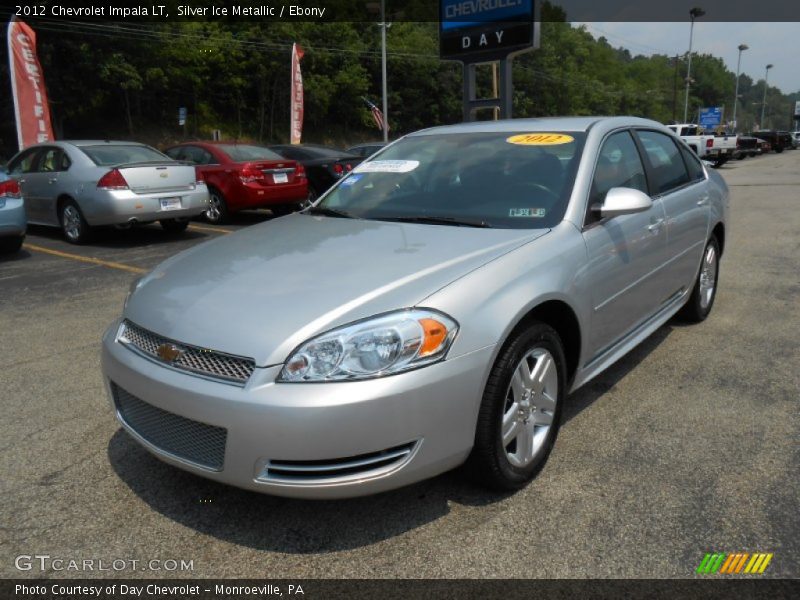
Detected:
[354,160,419,173]
[341,174,363,186]
[507,133,574,146]
[509,208,546,218]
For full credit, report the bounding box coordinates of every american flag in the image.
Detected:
[363,97,387,132]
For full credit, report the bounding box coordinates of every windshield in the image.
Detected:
[317,131,585,229]
[217,144,283,162]
[80,145,169,166]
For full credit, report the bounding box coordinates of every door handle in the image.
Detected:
[697,195,710,206]
[48,177,58,184]
[17,178,26,184]
[647,218,664,233]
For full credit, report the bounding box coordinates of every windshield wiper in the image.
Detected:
[303,205,355,219]
[377,215,492,228]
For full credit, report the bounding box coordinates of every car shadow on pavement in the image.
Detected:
[26,223,211,248]
[107,430,508,554]
[561,324,673,424]
[106,323,675,554]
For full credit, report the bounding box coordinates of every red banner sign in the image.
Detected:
[7,18,54,150]
[290,43,304,145]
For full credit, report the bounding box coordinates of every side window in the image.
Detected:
[636,130,691,195]
[679,144,705,182]
[165,147,183,160]
[7,148,40,176]
[38,148,69,172]
[590,130,648,210]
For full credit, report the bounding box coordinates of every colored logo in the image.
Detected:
[156,343,184,363]
[696,552,773,575]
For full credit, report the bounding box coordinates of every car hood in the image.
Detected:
[125,214,548,366]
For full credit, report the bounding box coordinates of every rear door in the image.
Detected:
[580,130,670,359]
[23,147,72,225]
[635,130,709,299]
[6,147,43,222]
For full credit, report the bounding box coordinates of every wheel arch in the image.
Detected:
[503,299,582,389]
[56,194,79,224]
[712,221,725,256]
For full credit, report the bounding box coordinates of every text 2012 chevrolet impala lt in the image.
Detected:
[101,117,728,498]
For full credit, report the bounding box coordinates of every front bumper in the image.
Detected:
[0,197,27,238]
[82,186,210,226]
[101,320,493,499]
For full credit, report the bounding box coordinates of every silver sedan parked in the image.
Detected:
[102,117,728,498]
[4,141,209,243]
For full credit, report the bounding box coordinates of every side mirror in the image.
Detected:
[598,187,653,218]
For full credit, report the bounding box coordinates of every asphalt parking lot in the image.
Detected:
[1,152,798,580]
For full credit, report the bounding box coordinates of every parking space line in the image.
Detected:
[23,243,147,274]
[188,224,232,234]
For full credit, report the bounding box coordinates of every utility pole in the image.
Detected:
[683,7,705,123]
[379,0,389,142]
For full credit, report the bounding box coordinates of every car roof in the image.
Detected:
[61,140,152,147]
[408,116,662,137]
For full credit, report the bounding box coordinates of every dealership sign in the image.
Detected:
[7,18,55,150]
[699,107,723,129]
[439,0,538,61]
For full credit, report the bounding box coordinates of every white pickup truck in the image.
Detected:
[667,124,737,167]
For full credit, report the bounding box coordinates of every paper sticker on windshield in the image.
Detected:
[507,133,574,146]
[353,160,419,173]
[509,208,546,218]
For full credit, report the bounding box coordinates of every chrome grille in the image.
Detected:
[118,320,255,384]
[112,383,227,470]
[260,442,417,484]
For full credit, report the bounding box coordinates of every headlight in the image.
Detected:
[278,309,458,382]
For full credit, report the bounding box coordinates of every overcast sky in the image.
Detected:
[576,22,800,95]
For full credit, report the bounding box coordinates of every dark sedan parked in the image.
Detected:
[165,142,308,223]
[346,142,387,158]
[268,144,363,200]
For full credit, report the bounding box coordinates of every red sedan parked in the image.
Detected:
[165,142,308,223]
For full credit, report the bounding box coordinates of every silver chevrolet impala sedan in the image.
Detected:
[4,141,209,243]
[101,117,728,498]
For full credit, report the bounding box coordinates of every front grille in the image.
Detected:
[260,442,417,484]
[119,320,256,384]
[112,383,227,470]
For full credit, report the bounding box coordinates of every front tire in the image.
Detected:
[465,322,566,491]
[60,200,92,244]
[679,235,720,323]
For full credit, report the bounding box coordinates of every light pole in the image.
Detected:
[365,1,390,141]
[732,43,748,131]
[379,0,389,142]
[760,64,773,130]
[683,7,705,123]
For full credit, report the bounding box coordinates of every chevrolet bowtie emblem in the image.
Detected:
[156,343,184,362]
[159,172,169,178]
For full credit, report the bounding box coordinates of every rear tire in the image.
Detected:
[678,235,720,323]
[205,188,229,224]
[60,200,93,244]
[0,235,24,254]
[160,218,189,234]
[465,321,566,491]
